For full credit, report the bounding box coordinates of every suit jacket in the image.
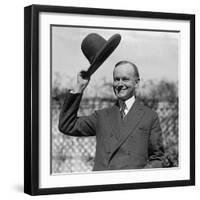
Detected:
[58,92,164,171]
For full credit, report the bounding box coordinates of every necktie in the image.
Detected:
[120,101,126,119]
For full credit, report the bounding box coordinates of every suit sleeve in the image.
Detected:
[145,113,165,168]
[58,92,97,137]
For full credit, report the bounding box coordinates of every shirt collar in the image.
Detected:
[118,95,135,112]
[125,95,135,112]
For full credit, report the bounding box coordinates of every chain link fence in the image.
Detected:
[52,97,178,173]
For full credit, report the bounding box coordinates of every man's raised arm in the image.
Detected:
[58,71,96,137]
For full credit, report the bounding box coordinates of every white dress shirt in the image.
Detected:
[123,95,136,115]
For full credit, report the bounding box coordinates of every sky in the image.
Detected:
[52,26,179,90]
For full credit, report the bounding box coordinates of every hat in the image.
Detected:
[81,33,121,77]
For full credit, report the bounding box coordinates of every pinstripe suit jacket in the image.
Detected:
[58,92,164,171]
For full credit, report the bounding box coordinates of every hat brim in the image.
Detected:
[86,34,121,77]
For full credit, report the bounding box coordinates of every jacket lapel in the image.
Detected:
[107,99,146,163]
[120,100,145,140]
[107,103,121,140]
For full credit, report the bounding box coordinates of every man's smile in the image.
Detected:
[116,87,128,93]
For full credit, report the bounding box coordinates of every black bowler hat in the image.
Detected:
[81,33,121,77]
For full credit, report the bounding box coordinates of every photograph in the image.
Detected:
[51,26,179,174]
[24,4,195,195]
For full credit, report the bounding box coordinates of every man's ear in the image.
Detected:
[135,78,140,84]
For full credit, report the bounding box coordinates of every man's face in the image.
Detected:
[113,63,138,101]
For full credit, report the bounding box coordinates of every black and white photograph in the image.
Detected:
[51,26,179,174]
[24,4,195,195]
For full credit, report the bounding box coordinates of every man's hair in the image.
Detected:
[115,60,140,80]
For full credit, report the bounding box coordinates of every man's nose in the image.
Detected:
[117,79,124,86]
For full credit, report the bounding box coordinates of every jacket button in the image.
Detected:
[127,150,131,155]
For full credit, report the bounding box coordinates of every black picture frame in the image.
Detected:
[24,4,195,195]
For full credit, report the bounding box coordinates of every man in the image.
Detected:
[58,60,164,171]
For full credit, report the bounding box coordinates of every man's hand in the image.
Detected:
[73,71,90,93]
